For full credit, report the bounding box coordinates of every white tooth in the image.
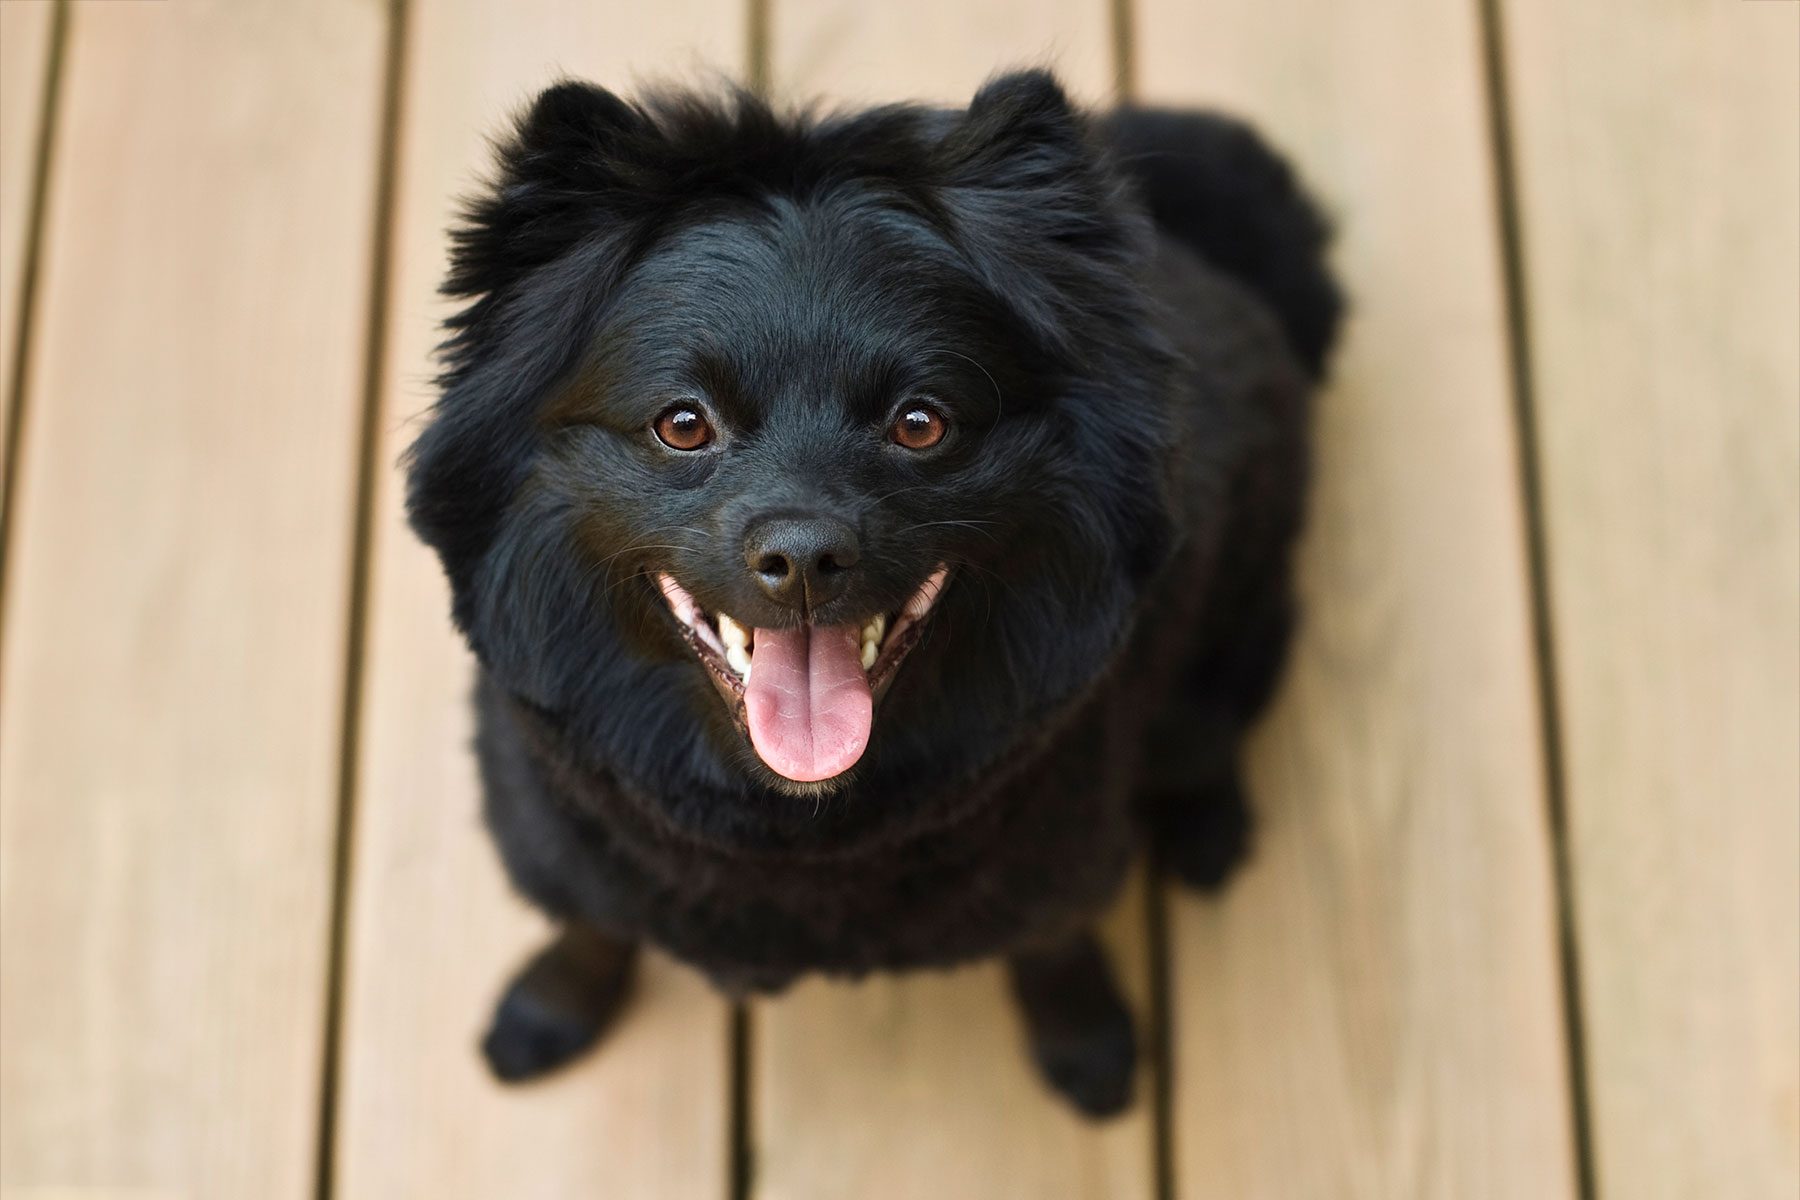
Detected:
[726,645,752,677]
[860,636,878,670]
[718,613,749,649]
[863,614,886,644]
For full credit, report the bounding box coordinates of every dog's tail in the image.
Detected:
[1100,108,1344,379]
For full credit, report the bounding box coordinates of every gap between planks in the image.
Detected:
[0,0,70,705]
[1473,0,1597,1196]
[314,1,413,1197]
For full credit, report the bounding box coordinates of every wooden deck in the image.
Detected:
[0,0,1793,1196]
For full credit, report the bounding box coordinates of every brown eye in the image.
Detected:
[654,405,713,451]
[891,405,947,450]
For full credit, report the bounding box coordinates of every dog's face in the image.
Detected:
[544,207,1025,786]
[409,73,1175,835]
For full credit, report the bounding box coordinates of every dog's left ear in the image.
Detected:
[935,71,1144,355]
[945,70,1086,180]
[942,72,1175,582]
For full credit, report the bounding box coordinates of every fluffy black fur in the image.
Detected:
[406,70,1341,1116]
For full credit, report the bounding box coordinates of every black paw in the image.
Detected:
[1031,1003,1138,1118]
[1009,934,1139,1119]
[1158,772,1253,893]
[480,926,636,1084]
[483,986,611,1082]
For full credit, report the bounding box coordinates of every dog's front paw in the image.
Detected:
[1158,771,1253,893]
[1009,933,1138,1118]
[481,924,637,1084]
[483,986,611,1082]
[1029,1001,1137,1118]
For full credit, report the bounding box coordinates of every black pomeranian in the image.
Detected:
[406,69,1340,1116]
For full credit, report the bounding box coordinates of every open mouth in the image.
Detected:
[655,566,950,784]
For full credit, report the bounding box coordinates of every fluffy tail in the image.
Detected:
[1101,108,1344,378]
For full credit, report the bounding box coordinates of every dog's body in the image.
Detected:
[407,73,1339,1114]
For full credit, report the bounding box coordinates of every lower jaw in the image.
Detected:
[655,568,949,785]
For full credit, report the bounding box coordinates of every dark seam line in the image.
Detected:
[0,0,71,713]
[730,1001,755,1200]
[747,0,772,97]
[313,0,410,1195]
[1110,0,1137,103]
[1146,861,1175,1200]
[1475,2,1599,1197]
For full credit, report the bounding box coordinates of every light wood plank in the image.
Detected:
[332,4,745,1198]
[1499,1,1800,1196]
[0,1,386,1195]
[0,0,55,506]
[771,0,1113,106]
[1132,3,1579,1197]
[753,10,1151,1200]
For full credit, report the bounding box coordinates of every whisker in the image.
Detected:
[592,542,702,570]
[921,347,1004,422]
[893,519,1003,543]
[868,482,942,507]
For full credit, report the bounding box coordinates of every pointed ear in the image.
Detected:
[412,84,654,636]
[941,73,1177,582]
[934,71,1145,354]
[954,69,1085,169]
[442,81,648,309]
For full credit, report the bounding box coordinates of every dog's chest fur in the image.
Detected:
[473,670,1149,992]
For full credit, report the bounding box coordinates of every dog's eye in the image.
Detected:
[654,406,713,451]
[890,405,947,451]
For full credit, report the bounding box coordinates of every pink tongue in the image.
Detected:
[743,623,873,782]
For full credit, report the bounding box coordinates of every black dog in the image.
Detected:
[406,70,1340,1116]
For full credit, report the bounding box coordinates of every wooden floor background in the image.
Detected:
[0,0,1794,1197]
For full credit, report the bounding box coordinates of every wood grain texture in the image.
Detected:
[0,1,385,1195]
[770,0,1113,105]
[0,0,55,509]
[330,4,744,1197]
[1499,1,1800,1196]
[1132,2,1580,1197]
[753,8,1153,1198]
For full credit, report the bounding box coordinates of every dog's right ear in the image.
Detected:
[410,83,654,651]
[442,82,648,315]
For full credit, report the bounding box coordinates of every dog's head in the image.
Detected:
[408,72,1176,835]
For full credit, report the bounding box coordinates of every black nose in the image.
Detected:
[743,515,860,612]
